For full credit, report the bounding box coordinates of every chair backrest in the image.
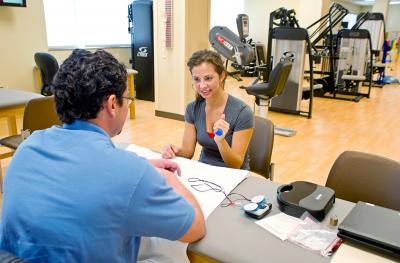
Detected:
[249,116,274,179]
[23,96,62,132]
[34,52,59,96]
[266,61,292,98]
[326,151,400,211]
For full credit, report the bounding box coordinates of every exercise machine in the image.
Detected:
[306,5,375,102]
[308,3,348,53]
[209,24,296,137]
[306,3,350,100]
[228,14,257,80]
[128,0,154,101]
[333,29,373,102]
[209,26,255,68]
[265,7,315,119]
[356,12,385,87]
[356,12,399,86]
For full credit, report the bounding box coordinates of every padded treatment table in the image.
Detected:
[0,88,43,135]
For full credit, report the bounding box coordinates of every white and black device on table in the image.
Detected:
[243,195,272,219]
[277,181,335,221]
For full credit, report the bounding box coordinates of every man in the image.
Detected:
[0,49,205,262]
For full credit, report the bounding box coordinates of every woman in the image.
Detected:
[162,49,254,169]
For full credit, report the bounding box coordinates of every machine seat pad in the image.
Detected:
[245,82,275,99]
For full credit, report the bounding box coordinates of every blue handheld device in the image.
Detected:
[215,129,223,136]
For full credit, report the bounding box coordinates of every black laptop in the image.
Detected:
[338,201,400,257]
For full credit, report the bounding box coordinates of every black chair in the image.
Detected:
[245,61,295,137]
[326,151,400,211]
[34,52,59,96]
[246,61,293,106]
[249,116,274,180]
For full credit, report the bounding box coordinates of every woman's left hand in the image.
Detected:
[213,114,229,143]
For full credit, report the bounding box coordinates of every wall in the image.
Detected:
[296,0,323,29]
[184,1,211,107]
[153,0,185,116]
[329,1,400,34]
[5,0,395,111]
[243,0,325,45]
[243,0,294,45]
[360,5,372,13]
[372,0,389,20]
[356,3,400,34]
[153,0,210,117]
[210,0,244,33]
[49,48,131,71]
[0,1,47,93]
[1,0,208,118]
[0,0,132,93]
[333,0,362,14]
[386,4,400,32]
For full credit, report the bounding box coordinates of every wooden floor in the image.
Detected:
[1,62,400,191]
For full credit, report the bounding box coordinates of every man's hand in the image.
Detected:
[149,159,181,176]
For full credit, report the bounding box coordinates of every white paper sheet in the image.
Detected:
[126,144,248,263]
[126,144,248,218]
[255,212,303,241]
[126,144,161,159]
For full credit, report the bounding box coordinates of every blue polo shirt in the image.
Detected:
[0,120,195,262]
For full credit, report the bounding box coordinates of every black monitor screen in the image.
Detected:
[0,0,26,7]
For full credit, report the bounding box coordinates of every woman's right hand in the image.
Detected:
[161,144,180,159]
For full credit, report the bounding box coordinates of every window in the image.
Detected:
[210,0,245,34]
[43,0,131,49]
[342,13,358,29]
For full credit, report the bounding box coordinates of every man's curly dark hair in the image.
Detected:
[53,49,127,124]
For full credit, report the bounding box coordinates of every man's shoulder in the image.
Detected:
[111,147,147,165]
[21,127,151,174]
[16,126,59,151]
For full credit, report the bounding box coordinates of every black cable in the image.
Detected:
[187,177,252,208]
[188,177,225,193]
[220,192,251,207]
